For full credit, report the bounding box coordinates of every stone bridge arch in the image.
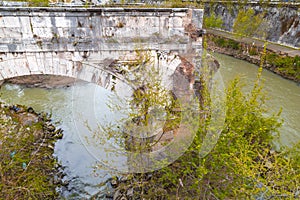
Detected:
[0,51,117,88]
[0,49,187,92]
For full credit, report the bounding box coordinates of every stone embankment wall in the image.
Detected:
[205,2,300,48]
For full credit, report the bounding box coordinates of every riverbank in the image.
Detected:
[205,31,300,83]
[0,102,64,199]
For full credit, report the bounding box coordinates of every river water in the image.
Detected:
[214,53,300,146]
[0,53,299,198]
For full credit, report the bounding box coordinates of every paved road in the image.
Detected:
[206,28,300,57]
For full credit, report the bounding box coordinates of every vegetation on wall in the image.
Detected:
[14,0,49,6]
[233,8,266,38]
[204,13,223,29]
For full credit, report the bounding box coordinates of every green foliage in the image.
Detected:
[233,8,265,38]
[211,36,240,50]
[22,0,49,7]
[163,0,202,8]
[0,104,58,199]
[266,54,300,80]
[204,13,223,29]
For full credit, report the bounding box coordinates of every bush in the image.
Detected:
[266,53,300,80]
[204,13,223,29]
[212,36,240,50]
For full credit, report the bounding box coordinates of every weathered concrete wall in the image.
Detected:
[0,7,203,83]
[205,2,300,48]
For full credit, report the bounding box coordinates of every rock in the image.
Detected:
[119,176,129,182]
[113,189,127,200]
[110,176,119,188]
[18,112,39,126]
[52,128,63,139]
[126,187,134,197]
[54,132,63,139]
[10,105,22,113]
[47,124,56,132]
[206,53,220,73]
[47,144,54,150]
[27,107,35,113]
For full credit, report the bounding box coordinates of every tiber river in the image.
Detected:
[0,53,299,198]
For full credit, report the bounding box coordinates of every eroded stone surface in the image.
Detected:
[0,8,204,87]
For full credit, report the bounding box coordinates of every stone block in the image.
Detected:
[32,27,53,38]
[55,17,72,28]
[169,28,185,37]
[5,28,22,39]
[35,52,46,72]
[65,61,74,77]
[3,17,20,28]
[77,65,95,83]
[0,67,8,79]
[43,53,54,75]
[51,58,60,75]
[192,9,203,29]
[13,58,31,76]
[26,55,39,72]
[31,16,52,28]
[20,17,34,40]
[169,17,183,28]
[71,52,83,62]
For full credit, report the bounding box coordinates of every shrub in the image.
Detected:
[204,13,223,29]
